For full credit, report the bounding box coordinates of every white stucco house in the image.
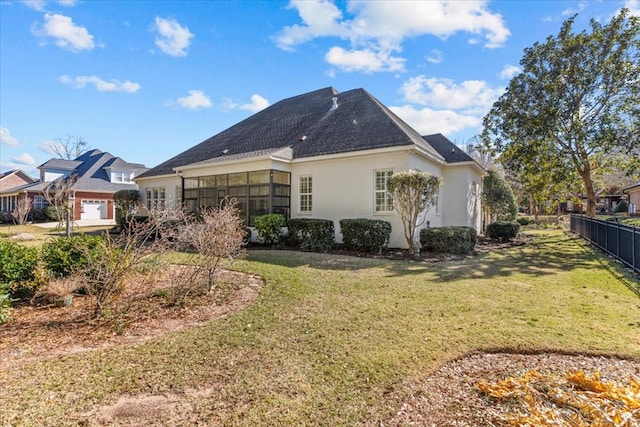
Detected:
[135,87,485,248]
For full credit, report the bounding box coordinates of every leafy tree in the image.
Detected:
[387,170,442,256]
[483,169,518,225]
[113,189,141,213]
[42,135,90,160]
[482,9,640,217]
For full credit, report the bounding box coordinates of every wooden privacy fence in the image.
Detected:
[570,215,640,274]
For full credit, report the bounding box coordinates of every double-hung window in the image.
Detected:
[299,176,312,213]
[146,187,166,209]
[374,170,393,212]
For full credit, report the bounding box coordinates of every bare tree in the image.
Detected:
[42,135,90,160]
[42,173,77,234]
[167,200,247,305]
[12,197,32,225]
[83,208,179,320]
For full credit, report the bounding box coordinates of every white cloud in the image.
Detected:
[59,75,141,92]
[400,75,503,114]
[500,64,521,79]
[223,94,270,113]
[171,90,212,110]
[23,0,78,10]
[32,13,94,52]
[153,17,193,57]
[274,0,348,51]
[325,46,405,73]
[426,49,443,64]
[13,153,35,166]
[561,1,588,16]
[241,94,270,113]
[274,0,510,73]
[0,128,19,146]
[624,0,640,16]
[390,105,481,135]
[23,0,47,11]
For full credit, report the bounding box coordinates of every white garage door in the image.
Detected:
[81,200,106,219]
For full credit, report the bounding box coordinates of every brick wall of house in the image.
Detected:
[629,187,640,214]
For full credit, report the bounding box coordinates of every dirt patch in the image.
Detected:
[389,352,640,426]
[0,268,263,370]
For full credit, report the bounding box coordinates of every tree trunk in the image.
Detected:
[581,171,597,218]
[529,194,537,220]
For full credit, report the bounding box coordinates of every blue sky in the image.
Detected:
[1,0,637,175]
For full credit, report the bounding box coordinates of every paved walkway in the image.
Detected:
[33,219,116,229]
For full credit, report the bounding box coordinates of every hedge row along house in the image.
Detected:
[135,87,486,248]
[0,150,147,222]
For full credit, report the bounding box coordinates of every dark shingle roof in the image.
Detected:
[18,150,147,193]
[422,134,475,163]
[38,158,82,170]
[138,87,445,178]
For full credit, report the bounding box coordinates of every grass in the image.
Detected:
[1,230,639,425]
[0,222,114,247]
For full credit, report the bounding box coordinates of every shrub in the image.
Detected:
[254,214,286,245]
[41,235,104,278]
[339,218,391,253]
[45,205,60,221]
[517,216,533,226]
[486,221,520,241]
[614,200,629,213]
[0,240,39,299]
[420,226,477,254]
[286,218,335,252]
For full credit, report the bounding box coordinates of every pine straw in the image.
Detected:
[390,352,640,426]
[0,268,263,370]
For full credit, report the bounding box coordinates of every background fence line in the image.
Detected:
[570,215,639,275]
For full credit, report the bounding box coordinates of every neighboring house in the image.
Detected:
[135,87,485,248]
[624,181,640,213]
[0,150,147,221]
[0,169,37,212]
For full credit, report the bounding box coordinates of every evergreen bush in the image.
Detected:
[339,218,391,253]
[254,214,286,245]
[486,221,520,241]
[420,226,477,254]
[286,218,335,252]
[41,235,104,278]
[0,240,39,299]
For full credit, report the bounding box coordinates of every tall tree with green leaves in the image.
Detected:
[483,169,518,225]
[387,170,442,256]
[482,9,640,217]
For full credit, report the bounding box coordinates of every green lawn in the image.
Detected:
[1,230,638,425]
[0,223,114,247]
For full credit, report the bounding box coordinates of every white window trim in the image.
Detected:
[299,175,312,214]
[373,169,394,215]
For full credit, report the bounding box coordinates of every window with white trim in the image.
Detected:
[374,170,393,212]
[112,171,133,183]
[34,195,49,210]
[299,176,312,213]
[146,187,166,209]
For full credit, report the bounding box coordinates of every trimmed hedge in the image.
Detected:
[339,218,391,253]
[420,226,477,255]
[486,221,520,241]
[286,218,335,252]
